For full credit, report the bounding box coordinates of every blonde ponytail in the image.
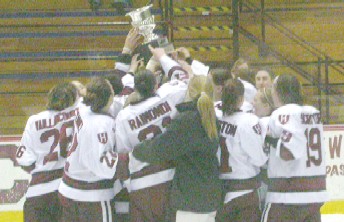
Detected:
[197,92,218,140]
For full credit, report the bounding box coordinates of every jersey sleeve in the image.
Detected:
[278,117,306,160]
[109,99,124,119]
[240,116,267,167]
[121,73,134,89]
[241,79,257,104]
[190,59,209,76]
[240,100,254,113]
[115,112,133,153]
[157,81,187,105]
[16,116,37,166]
[159,55,189,81]
[269,109,306,160]
[268,111,283,138]
[81,123,118,179]
[114,53,131,74]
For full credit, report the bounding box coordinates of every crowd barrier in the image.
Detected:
[1,125,344,221]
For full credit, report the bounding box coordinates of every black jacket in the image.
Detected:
[133,100,222,213]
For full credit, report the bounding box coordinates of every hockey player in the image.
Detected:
[16,83,77,222]
[262,74,328,222]
[58,77,118,221]
[133,75,222,222]
[115,67,186,222]
[216,79,267,222]
[252,88,275,208]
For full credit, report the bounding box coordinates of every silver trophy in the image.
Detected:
[126,4,159,43]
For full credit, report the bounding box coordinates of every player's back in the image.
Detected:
[63,106,116,181]
[267,104,328,204]
[18,107,77,172]
[116,95,179,174]
[17,106,78,198]
[218,111,266,180]
[156,79,187,103]
[59,106,117,202]
[268,104,326,177]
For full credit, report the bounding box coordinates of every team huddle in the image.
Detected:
[16,28,328,222]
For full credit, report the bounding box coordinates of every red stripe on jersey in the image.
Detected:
[268,176,326,192]
[62,174,114,190]
[30,168,64,186]
[223,175,261,191]
[130,162,175,180]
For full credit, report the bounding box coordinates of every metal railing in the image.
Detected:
[162,0,343,122]
[237,0,344,123]
[243,0,344,74]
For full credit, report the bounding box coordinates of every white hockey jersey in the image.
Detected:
[17,106,78,198]
[58,106,118,202]
[156,79,187,101]
[214,101,223,118]
[266,104,328,204]
[217,111,267,203]
[240,100,254,113]
[260,116,271,156]
[238,78,257,104]
[115,92,183,191]
[160,55,189,82]
[109,95,127,119]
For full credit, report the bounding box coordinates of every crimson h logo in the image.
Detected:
[97,133,108,144]
[278,115,290,125]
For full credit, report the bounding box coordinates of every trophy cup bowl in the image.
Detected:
[138,24,159,43]
[126,5,153,26]
[126,4,158,43]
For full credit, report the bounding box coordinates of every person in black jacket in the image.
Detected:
[133,75,222,222]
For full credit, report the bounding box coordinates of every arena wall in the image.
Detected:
[1,125,344,221]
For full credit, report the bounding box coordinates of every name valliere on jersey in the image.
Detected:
[35,108,79,131]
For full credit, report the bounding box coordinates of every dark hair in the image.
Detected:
[47,83,77,111]
[274,74,303,105]
[210,68,232,86]
[222,79,244,116]
[134,69,156,99]
[83,77,113,112]
[106,75,123,95]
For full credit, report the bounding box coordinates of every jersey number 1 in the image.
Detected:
[219,136,232,173]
